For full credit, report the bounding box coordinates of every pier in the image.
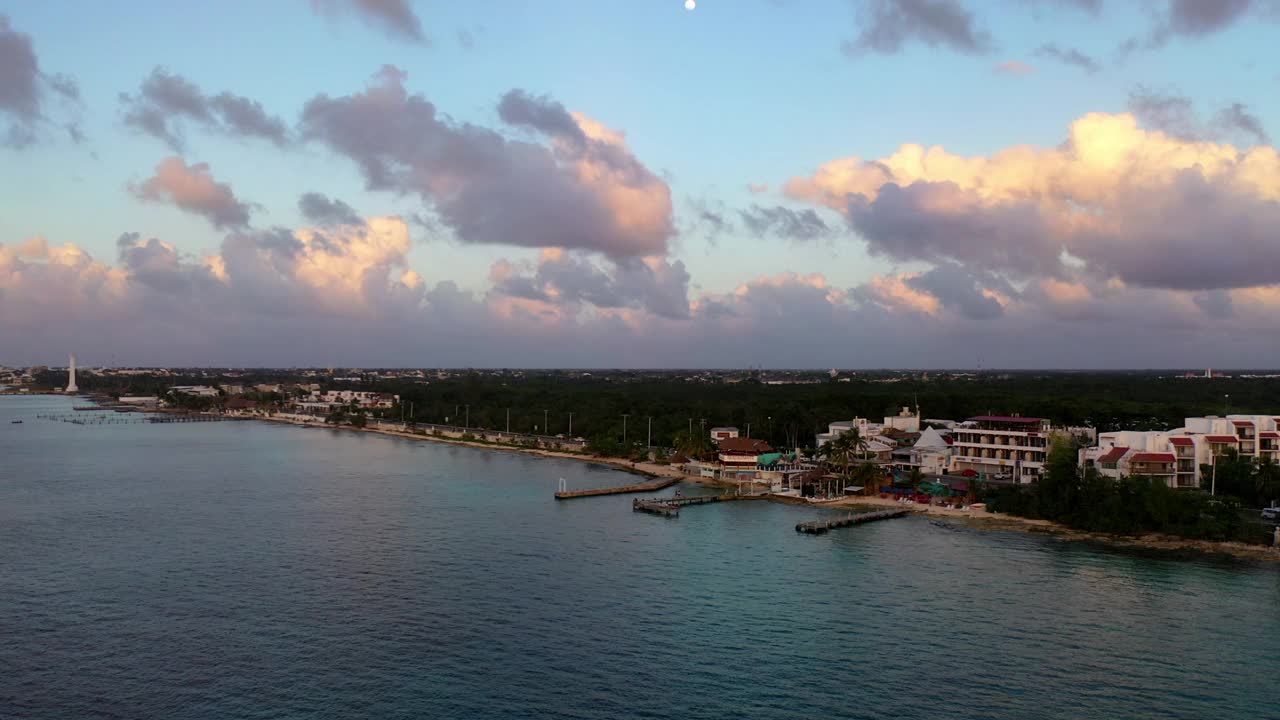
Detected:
[795,508,910,534]
[554,475,680,499]
[632,493,761,517]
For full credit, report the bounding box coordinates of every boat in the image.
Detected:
[10,420,22,424]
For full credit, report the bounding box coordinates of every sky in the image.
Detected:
[2,0,1279,368]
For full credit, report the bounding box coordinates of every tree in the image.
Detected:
[1256,456,1280,507]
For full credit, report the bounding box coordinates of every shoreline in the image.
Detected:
[253,413,699,485]
[824,494,1280,563]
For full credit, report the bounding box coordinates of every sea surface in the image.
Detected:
[2,395,1277,719]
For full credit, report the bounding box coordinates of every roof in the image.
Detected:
[913,426,950,450]
[1168,437,1193,446]
[1205,435,1239,443]
[1098,446,1129,463]
[967,415,1044,424]
[717,437,774,454]
[710,426,738,433]
[1261,432,1280,439]
[1130,452,1175,462]
[1232,420,1254,426]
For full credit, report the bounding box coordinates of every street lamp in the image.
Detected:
[622,413,629,446]
[465,404,469,429]
[647,416,652,448]
[544,409,549,436]
[568,412,574,437]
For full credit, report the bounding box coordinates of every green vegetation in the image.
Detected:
[985,440,1252,542]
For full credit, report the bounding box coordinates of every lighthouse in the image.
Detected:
[66,353,78,393]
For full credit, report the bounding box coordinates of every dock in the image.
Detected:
[554,475,680,499]
[632,493,761,517]
[795,508,910,534]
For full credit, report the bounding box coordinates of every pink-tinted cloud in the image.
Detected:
[786,112,1280,290]
[131,157,253,230]
[300,69,674,259]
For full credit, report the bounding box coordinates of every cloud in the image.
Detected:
[785,111,1280,291]
[1128,87,1270,145]
[1123,0,1267,54]
[0,14,79,147]
[311,0,427,44]
[739,204,832,241]
[995,60,1036,75]
[843,0,992,56]
[300,68,674,258]
[11,227,1280,367]
[120,67,288,151]
[1035,43,1100,73]
[131,157,253,230]
[1214,103,1269,146]
[490,250,691,319]
[298,192,363,226]
[904,263,1009,319]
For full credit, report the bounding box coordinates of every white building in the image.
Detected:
[816,408,920,449]
[709,426,740,442]
[169,385,219,397]
[906,427,953,475]
[949,416,1054,483]
[1081,414,1280,489]
[308,390,398,408]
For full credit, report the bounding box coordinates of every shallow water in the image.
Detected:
[2,395,1276,719]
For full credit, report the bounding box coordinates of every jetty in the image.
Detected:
[632,493,760,517]
[554,475,680,499]
[795,508,910,534]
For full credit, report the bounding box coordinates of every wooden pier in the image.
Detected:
[554,475,680,499]
[631,493,760,517]
[795,508,910,534]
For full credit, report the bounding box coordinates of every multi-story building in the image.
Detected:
[308,390,399,408]
[1080,414,1280,489]
[816,408,920,449]
[949,416,1054,483]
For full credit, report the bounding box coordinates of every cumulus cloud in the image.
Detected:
[843,0,992,56]
[739,204,832,241]
[0,14,79,147]
[298,192,363,226]
[1035,43,1100,74]
[312,0,427,44]
[120,67,288,151]
[131,157,254,230]
[785,111,1280,291]
[300,68,674,258]
[10,227,1280,367]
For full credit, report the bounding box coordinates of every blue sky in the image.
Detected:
[3,1,1280,367]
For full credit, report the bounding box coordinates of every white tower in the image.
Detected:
[66,353,78,393]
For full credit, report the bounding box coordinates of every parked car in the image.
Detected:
[1261,507,1280,522]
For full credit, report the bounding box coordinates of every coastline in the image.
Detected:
[253,413,694,483]
[825,494,1280,563]
[224,413,1280,563]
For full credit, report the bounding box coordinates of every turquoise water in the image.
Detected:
[2,395,1277,719]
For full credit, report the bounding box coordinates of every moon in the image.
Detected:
[685,0,696,9]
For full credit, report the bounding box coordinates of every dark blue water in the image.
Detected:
[2,395,1277,719]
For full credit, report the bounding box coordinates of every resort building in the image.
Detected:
[308,390,399,408]
[949,416,1055,483]
[890,427,953,475]
[1080,414,1280,489]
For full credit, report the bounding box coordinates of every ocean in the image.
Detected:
[2,394,1276,719]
